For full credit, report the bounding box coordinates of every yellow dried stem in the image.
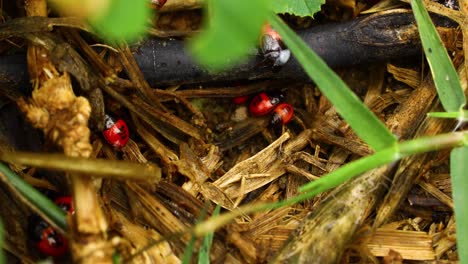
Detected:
[206,133,290,210]
[367,229,435,260]
[434,217,457,258]
[18,72,93,157]
[226,230,257,263]
[387,64,421,89]
[21,1,113,259]
[108,208,181,264]
[418,181,454,209]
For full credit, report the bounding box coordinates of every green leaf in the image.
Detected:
[198,205,221,264]
[88,0,150,43]
[268,15,397,151]
[182,235,197,264]
[0,163,67,230]
[182,205,210,263]
[189,0,270,70]
[451,146,468,264]
[112,251,123,264]
[271,0,325,17]
[428,110,468,120]
[411,0,466,112]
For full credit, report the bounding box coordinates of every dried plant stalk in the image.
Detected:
[366,229,434,260]
[273,71,444,262]
[17,1,114,262]
[205,133,291,210]
[387,64,421,89]
[272,165,391,263]
[375,64,467,228]
[108,208,181,264]
[418,181,453,209]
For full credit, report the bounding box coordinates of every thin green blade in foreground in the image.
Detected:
[411,0,466,112]
[182,235,197,264]
[300,131,466,194]
[428,111,468,119]
[268,15,396,151]
[0,163,67,230]
[182,205,210,263]
[190,0,270,70]
[198,205,221,264]
[451,146,468,264]
[300,148,397,194]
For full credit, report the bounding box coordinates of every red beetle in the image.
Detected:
[34,223,69,257]
[54,196,74,215]
[271,103,294,125]
[29,196,74,257]
[103,115,130,148]
[233,95,249,105]
[249,92,284,116]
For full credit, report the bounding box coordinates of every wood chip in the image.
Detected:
[367,229,435,260]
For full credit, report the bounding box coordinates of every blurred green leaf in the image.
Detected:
[411,0,466,112]
[189,0,270,70]
[112,251,123,264]
[272,0,325,17]
[451,146,468,264]
[198,205,221,264]
[89,0,150,43]
[268,15,397,151]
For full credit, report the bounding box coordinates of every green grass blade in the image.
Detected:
[300,131,466,194]
[198,205,221,264]
[268,15,396,151]
[112,251,123,264]
[300,148,397,194]
[0,219,5,264]
[0,163,67,230]
[182,205,210,263]
[430,110,468,122]
[411,0,466,112]
[182,235,197,264]
[451,146,468,264]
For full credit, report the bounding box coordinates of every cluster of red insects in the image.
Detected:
[30,115,130,257]
[234,91,294,125]
[29,196,74,257]
[30,12,293,258]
